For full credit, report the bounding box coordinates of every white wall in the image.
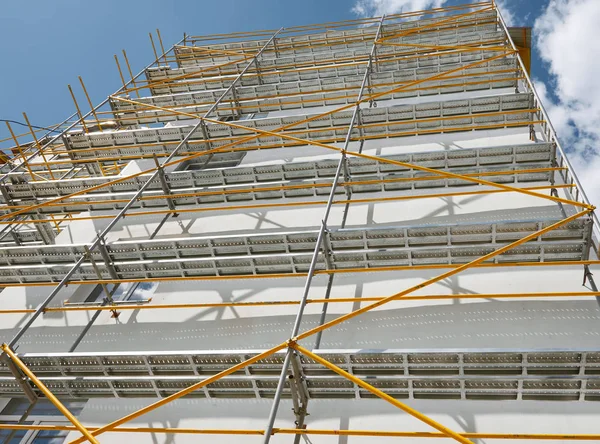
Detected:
[2,89,599,443]
[66,397,600,444]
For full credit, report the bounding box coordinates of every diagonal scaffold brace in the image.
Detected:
[3,26,284,352]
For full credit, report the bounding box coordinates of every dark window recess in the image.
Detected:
[84,282,158,303]
[0,422,28,444]
[31,428,70,443]
[1,399,86,417]
[0,399,87,444]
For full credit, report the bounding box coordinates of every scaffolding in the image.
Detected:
[0,1,599,443]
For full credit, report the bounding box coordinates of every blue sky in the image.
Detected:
[0,0,548,139]
[3,0,598,212]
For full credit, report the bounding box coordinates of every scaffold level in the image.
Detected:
[0,1,599,443]
[1,348,599,401]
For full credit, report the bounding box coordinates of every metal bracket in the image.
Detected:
[581,217,594,261]
[320,222,334,271]
[1,353,38,404]
[289,351,309,443]
[31,211,56,245]
[0,183,14,206]
[0,185,23,246]
[96,235,119,280]
[529,94,537,141]
[152,154,178,217]
[253,57,264,85]
[231,86,243,119]
[583,265,598,289]
[342,154,352,196]
[83,245,119,318]
[582,264,600,308]
[549,141,558,185]
[366,60,376,109]
[356,108,366,154]
[340,154,353,228]
[199,119,215,165]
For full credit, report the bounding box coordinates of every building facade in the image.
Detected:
[1,1,599,443]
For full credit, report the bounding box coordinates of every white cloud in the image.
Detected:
[534,0,600,207]
[494,0,517,26]
[350,0,515,20]
[351,0,447,17]
[349,0,600,207]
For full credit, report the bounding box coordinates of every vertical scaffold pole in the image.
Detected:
[0,37,186,187]
[6,28,283,351]
[1,344,99,444]
[262,15,386,444]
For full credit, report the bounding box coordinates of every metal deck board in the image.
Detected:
[1,347,598,401]
[0,217,590,284]
[66,93,534,161]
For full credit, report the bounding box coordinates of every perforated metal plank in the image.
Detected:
[179,13,497,64]
[1,347,598,401]
[175,11,498,66]
[2,142,552,206]
[145,61,517,115]
[0,217,589,284]
[170,29,506,79]
[173,30,505,77]
[150,50,515,97]
[0,163,551,214]
[1,157,554,214]
[153,48,510,94]
[0,225,45,246]
[2,163,552,216]
[66,93,534,161]
[120,60,517,126]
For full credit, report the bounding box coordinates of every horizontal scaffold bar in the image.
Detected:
[0,217,592,285]
[0,347,598,401]
[176,10,498,67]
[1,291,598,315]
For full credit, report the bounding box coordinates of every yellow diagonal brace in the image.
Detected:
[112,73,520,119]
[68,212,591,441]
[0,290,597,315]
[68,342,288,444]
[0,184,572,225]
[175,44,253,58]
[189,115,588,209]
[377,40,510,53]
[2,52,522,225]
[1,344,99,444]
[0,260,597,288]
[4,51,515,222]
[114,95,587,210]
[295,209,591,343]
[64,100,598,212]
[292,344,474,444]
[5,184,571,223]
[121,53,256,95]
[378,5,495,43]
[0,171,564,212]
[277,428,600,440]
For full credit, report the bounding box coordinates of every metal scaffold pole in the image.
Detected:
[0,36,186,187]
[6,28,282,350]
[1,4,599,443]
[262,15,386,443]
